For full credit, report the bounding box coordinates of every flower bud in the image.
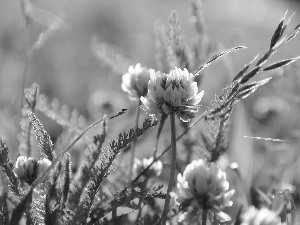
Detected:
[13,156,51,184]
[121,63,154,100]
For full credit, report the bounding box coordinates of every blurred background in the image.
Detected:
[1,0,300,210]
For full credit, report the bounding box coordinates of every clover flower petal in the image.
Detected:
[242,206,283,225]
[133,156,163,178]
[141,67,204,121]
[121,63,154,100]
[171,159,234,222]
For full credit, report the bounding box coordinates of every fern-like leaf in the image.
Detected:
[36,94,87,135]
[67,119,107,216]
[0,137,20,198]
[69,118,157,224]
[90,35,130,75]
[0,193,9,225]
[88,182,165,225]
[200,112,231,162]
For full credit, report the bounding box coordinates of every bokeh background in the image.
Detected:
[1,0,300,211]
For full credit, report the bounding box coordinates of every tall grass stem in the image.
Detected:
[161,112,177,221]
[128,100,141,182]
[202,209,208,225]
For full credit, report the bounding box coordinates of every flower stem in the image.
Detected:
[133,111,207,184]
[202,210,208,225]
[128,100,141,182]
[161,112,177,221]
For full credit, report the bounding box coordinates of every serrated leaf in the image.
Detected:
[0,193,9,225]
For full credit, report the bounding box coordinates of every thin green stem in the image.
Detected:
[161,112,177,222]
[26,193,33,225]
[153,114,168,158]
[128,100,141,182]
[202,209,208,225]
[152,132,159,159]
[133,110,207,183]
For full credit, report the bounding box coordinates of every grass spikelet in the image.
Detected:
[194,46,246,77]
[154,22,171,73]
[167,11,191,70]
[28,112,54,161]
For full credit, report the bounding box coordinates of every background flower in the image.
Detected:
[171,159,234,222]
[141,67,204,122]
[241,206,283,225]
[133,156,163,178]
[121,63,154,101]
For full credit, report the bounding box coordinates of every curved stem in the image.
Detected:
[128,100,141,182]
[161,112,177,222]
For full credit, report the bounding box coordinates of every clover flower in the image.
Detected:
[13,156,52,184]
[121,63,154,100]
[170,159,234,223]
[133,157,163,178]
[242,206,284,225]
[141,67,204,122]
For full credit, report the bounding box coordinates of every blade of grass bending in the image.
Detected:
[27,109,127,192]
[194,46,246,77]
[132,110,207,183]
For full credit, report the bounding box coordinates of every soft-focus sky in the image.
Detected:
[0,0,300,154]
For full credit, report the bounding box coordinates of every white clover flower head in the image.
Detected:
[170,159,234,223]
[141,67,204,122]
[13,156,51,184]
[242,206,284,225]
[133,157,163,178]
[121,63,154,100]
